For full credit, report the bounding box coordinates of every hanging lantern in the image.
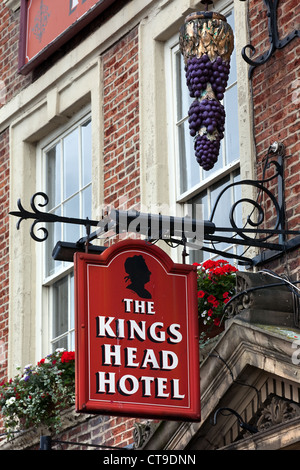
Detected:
[179,9,234,171]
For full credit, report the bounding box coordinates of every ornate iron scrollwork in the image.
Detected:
[9,144,300,266]
[240,0,300,77]
[209,143,284,242]
[10,192,98,243]
[193,141,300,265]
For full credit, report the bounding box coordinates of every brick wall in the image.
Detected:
[49,415,142,450]
[0,3,32,106]
[102,27,140,214]
[0,408,155,450]
[248,0,300,277]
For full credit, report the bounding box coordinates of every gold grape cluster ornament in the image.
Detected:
[179,11,234,171]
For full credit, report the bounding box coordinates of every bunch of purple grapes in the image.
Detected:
[194,134,220,171]
[185,54,230,100]
[188,98,225,170]
[185,53,230,170]
[209,56,231,101]
[185,54,212,98]
[188,98,225,138]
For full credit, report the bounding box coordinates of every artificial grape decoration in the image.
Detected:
[185,55,230,101]
[188,97,226,170]
[179,11,234,171]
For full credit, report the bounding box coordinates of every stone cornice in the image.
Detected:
[143,318,300,450]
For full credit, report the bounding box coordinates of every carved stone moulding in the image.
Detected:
[257,395,300,432]
[225,272,300,329]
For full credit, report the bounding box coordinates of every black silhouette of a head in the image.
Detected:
[124,255,152,299]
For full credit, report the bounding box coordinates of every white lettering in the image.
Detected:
[102,344,121,366]
[123,298,133,312]
[134,300,146,313]
[122,299,156,315]
[161,350,178,370]
[97,372,116,394]
[96,373,185,399]
[128,320,146,340]
[172,379,185,399]
[156,377,169,397]
[69,0,79,13]
[116,318,125,338]
[141,349,160,369]
[140,376,154,396]
[118,375,139,395]
[168,323,182,343]
[149,322,165,342]
[97,316,182,343]
[97,316,116,337]
[125,347,139,367]
[147,302,155,314]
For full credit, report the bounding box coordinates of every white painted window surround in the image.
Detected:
[37,111,92,352]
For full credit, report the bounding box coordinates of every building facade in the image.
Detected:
[0,0,299,451]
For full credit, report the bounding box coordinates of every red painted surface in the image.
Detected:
[18,0,116,73]
[75,239,200,421]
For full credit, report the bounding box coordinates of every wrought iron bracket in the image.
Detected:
[213,407,259,434]
[9,144,300,266]
[240,0,300,78]
[9,192,99,244]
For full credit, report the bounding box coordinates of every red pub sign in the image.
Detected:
[18,0,117,74]
[75,239,201,421]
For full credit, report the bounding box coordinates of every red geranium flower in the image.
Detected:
[61,351,75,363]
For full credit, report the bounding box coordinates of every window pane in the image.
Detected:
[52,336,68,352]
[176,52,193,121]
[211,175,231,222]
[178,120,199,193]
[70,331,75,351]
[52,276,68,339]
[46,144,61,209]
[82,119,92,187]
[224,85,239,164]
[63,194,80,242]
[83,185,92,220]
[232,171,242,229]
[188,191,208,264]
[191,191,209,220]
[64,128,79,199]
[226,11,237,86]
[46,207,62,277]
[210,173,240,251]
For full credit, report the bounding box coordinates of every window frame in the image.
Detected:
[36,106,92,354]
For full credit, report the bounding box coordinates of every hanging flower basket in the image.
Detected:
[194,259,238,341]
[0,349,75,439]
